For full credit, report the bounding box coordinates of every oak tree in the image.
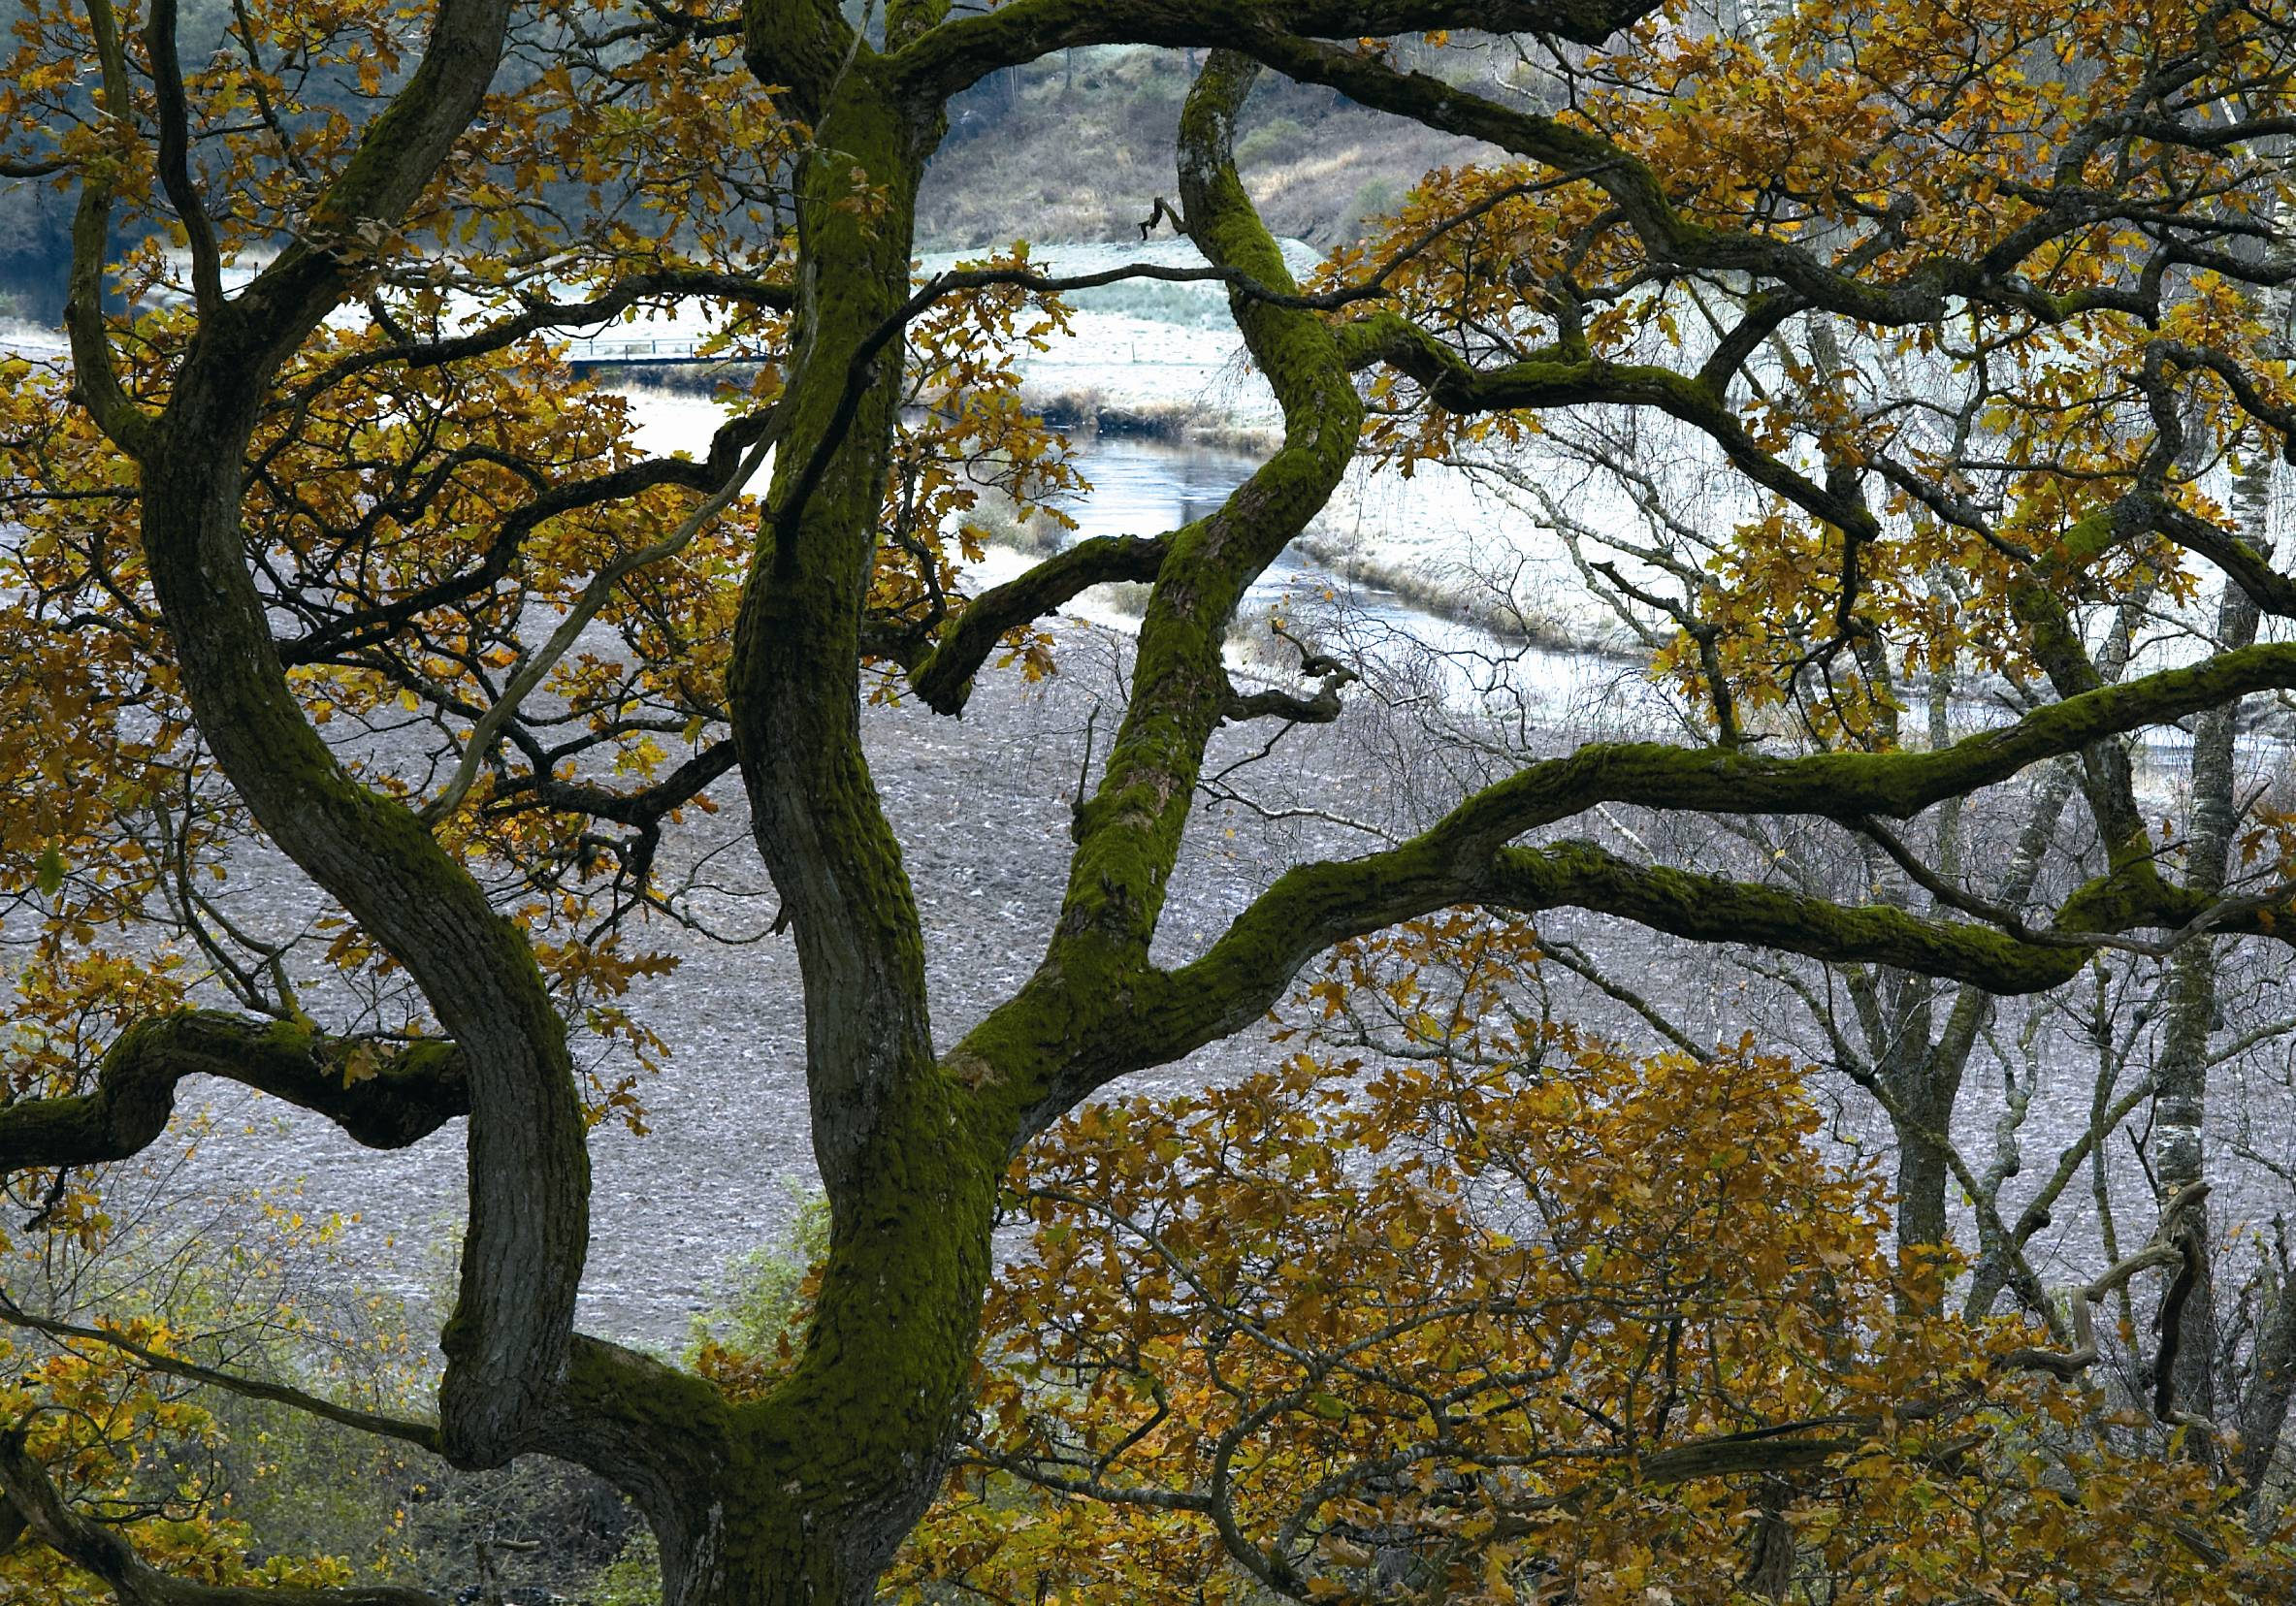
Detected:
[3,0,2296,1602]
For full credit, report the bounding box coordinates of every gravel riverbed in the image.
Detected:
[136,614,2296,1354]
[152,623,1692,1348]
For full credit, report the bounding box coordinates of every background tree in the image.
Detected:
[0,1,2294,1603]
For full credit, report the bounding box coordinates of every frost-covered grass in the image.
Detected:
[0,321,67,356]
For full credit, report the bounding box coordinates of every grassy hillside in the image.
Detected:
[920,44,1499,255]
[0,31,1501,322]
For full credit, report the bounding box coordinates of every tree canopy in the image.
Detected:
[2,0,2295,1602]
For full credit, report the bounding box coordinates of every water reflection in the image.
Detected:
[1052,435,1441,628]
[1055,436,1263,542]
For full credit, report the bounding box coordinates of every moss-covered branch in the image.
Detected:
[727,51,937,1197]
[891,0,1659,100]
[1040,50,1363,983]
[0,1011,469,1176]
[1083,848,2084,1108]
[1007,641,2296,1117]
[1490,841,2095,990]
[742,0,860,121]
[907,534,1171,714]
[1390,641,2296,857]
[2144,496,2296,620]
[217,0,520,374]
[700,48,1019,1602]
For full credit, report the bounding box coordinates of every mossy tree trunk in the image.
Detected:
[680,31,1375,1594]
[709,11,1010,1598]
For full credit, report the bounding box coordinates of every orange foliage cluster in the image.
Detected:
[900,960,2288,1602]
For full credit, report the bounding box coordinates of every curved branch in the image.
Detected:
[145,0,224,317]
[493,738,741,827]
[1248,31,2184,328]
[285,269,795,406]
[1090,844,2097,1113]
[907,533,1170,712]
[1998,1182,2212,1381]
[419,418,777,823]
[1221,674,1350,726]
[2148,497,2296,620]
[1337,311,1877,541]
[1360,640,2296,862]
[891,0,1662,100]
[62,0,155,456]
[866,172,1605,326]
[273,375,779,669]
[1041,49,1364,978]
[0,1294,443,1454]
[220,0,522,364]
[0,1011,469,1175]
[1485,840,2094,990]
[1017,640,2296,1117]
[121,0,596,1472]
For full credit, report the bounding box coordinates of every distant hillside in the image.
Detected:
[0,32,1502,322]
[920,44,1500,256]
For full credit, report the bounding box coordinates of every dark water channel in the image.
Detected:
[1051,434,1452,632]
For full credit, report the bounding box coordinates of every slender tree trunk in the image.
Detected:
[1887,1053,1956,1251]
[2235,215,2296,1513]
[2158,235,2288,1443]
[2154,567,2267,1430]
[2243,1253,2296,1516]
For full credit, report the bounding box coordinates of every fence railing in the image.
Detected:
[565,337,712,367]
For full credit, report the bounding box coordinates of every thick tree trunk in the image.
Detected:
[715,20,1003,1600]
[658,1501,873,1606]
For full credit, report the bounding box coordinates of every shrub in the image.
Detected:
[1235,114,1308,168]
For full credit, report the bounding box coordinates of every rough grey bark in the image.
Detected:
[2151,608,2254,1430]
[2153,419,2276,1434]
